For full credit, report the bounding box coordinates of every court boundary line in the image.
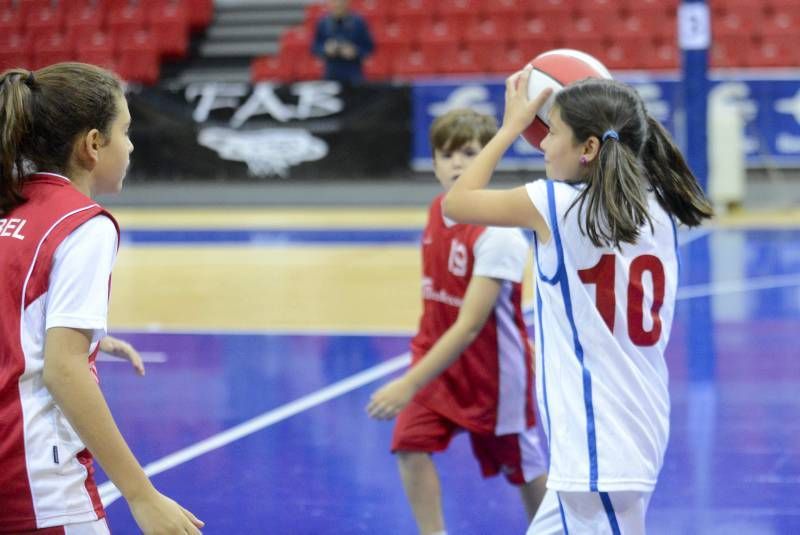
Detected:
[98,353,411,506]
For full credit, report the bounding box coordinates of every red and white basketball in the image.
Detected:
[521,49,613,150]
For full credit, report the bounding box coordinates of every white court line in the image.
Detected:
[98,352,411,506]
[677,272,800,300]
[96,352,167,363]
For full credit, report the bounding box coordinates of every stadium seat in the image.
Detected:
[602,37,642,70]
[185,0,213,31]
[482,0,526,16]
[64,4,105,40]
[709,35,745,68]
[642,38,679,70]
[0,33,31,71]
[280,26,313,65]
[25,5,64,34]
[75,31,116,71]
[251,55,293,83]
[711,6,763,37]
[761,6,800,36]
[147,1,190,58]
[393,48,436,78]
[32,33,76,70]
[294,55,324,81]
[465,17,510,47]
[108,2,147,36]
[0,7,23,36]
[485,45,529,74]
[116,29,159,84]
[745,35,797,67]
[363,51,391,80]
[439,47,484,75]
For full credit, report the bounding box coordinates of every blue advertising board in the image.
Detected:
[411,73,800,171]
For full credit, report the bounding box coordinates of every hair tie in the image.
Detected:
[24,71,35,88]
[602,129,619,142]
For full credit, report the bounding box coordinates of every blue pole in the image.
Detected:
[679,0,710,192]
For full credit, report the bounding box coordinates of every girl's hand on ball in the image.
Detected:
[501,66,553,137]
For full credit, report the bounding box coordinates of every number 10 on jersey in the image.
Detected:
[578,254,666,346]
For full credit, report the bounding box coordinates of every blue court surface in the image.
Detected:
[95,225,800,534]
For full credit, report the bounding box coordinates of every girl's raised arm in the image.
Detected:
[443,67,552,236]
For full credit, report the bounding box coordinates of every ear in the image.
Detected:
[73,129,103,171]
[582,135,601,163]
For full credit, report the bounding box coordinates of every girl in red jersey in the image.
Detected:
[367,109,548,535]
[0,64,203,534]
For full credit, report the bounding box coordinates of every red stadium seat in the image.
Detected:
[393,48,436,78]
[389,0,427,28]
[75,31,116,71]
[116,29,159,84]
[602,37,642,70]
[64,4,105,41]
[32,33,76,70]
[645,39,679,71]
[351,0,388,22]
[465,17,510,47]
[510,13,559,42]
[279,26,313,64]
[251,55,293,82]
[761,6,800,36]
[439,47,484,75]
[514,36,559,60]
[711,6,763,37]
[0,33,31,71]
[363,51,391,80]
[463,40,507,73]
[485,45,529,74]
[185,0,213,31]
[372,21,413,58]
[745,35,797,67]
[0,7,23,36]
[25,5,64,34]
[147,1,190,58]
[108,3,146,36]
[294,55,324,81]
[483,0,526,16]
[710,35,746,68]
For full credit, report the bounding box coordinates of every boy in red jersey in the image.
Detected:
[367,109,547,535]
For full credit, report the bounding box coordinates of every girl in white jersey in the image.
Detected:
[443,69,713,534]
[0,64,203,534]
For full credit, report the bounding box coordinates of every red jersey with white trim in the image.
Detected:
[0,174,118,532]
[411,194,535,435]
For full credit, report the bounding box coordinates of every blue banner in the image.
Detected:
[411,74,800,171]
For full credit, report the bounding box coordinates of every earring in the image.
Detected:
[580,155,588,166]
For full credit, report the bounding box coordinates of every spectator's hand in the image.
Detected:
[339,42,357,60]
[99,335,145,376]
[366,377,416,420]
[324,39,339,57]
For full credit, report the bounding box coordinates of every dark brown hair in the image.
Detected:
[555,78,713,248]
[0,62,123,216]
[429,108,497,153]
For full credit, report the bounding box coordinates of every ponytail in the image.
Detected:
[0,69,33,216]
[571,136,652,248]
[641,115,713,226]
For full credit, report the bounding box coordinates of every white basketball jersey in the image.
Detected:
[526,179,677,493]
